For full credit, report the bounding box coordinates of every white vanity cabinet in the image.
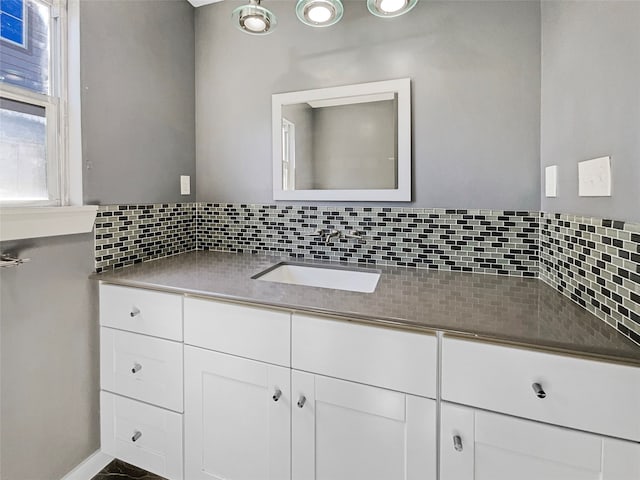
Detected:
[440,403,640,480]
[181,302,438,480]
[183,297,293,480]
[290,313,438,480]
[291,313,438,398]
[99,284,184,480]
[184,346,291,480]
[98,283,640,480]
[440,337,640,480]
[292,370,436,480]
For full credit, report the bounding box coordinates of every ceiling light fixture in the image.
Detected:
[232,0,277,35]
[296,0,344,28]
[367,0,418,18]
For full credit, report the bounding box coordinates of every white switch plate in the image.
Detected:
[180,175,191,195]
[578,156,611,197]
[545,165,558,198]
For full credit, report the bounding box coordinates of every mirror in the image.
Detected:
[272,78,411,201]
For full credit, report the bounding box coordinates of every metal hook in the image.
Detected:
[0,253,31,268]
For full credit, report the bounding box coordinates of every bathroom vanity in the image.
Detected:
[96,251,640,480]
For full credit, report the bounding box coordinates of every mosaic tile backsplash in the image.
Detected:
[196,204,540,276]
[93,203,640,346]
[94,204,195,273]
[540,213,640,346]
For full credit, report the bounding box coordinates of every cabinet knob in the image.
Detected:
[272,389,282,402]
[453,435,463,452]
[131,431,142,442]
[131,363,142,374]
[297,396,306,408]
[130,307,141,318]
[532,382,546,399]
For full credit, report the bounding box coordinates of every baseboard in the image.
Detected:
[60,450,113,480]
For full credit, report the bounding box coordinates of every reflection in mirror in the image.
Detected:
[281,94,398,191]
[272,78,411,201]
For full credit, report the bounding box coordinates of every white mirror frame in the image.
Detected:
[272,78,411,202]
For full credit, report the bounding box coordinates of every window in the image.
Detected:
[281,118,296,191]
[1,0,27,47]
[0,0,96,241]
[1,0,63,205]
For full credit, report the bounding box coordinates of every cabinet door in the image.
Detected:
[184,346,291,480]
[292,370,436,480]
[440,402,640,480]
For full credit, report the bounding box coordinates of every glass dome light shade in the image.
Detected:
[367,0,418,18]
[296,0,344,28]
[232,1,277,35]
[307,5,332,23]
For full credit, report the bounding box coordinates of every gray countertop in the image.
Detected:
[93,251,640,366]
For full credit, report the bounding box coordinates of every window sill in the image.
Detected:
[0,205,99,241]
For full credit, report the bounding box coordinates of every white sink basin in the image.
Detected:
[253,263,380,293]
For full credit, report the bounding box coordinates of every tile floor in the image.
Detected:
[91,459,166,480]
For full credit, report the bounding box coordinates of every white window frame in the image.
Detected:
[1,0,64,206]
[0,0,97,241]
[1,84,61,206]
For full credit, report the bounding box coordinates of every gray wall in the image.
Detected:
[541,1,640,223]
[195,0,541,209]
[0,2,196,479]
[312,100,396,190]
[0,234,98,480]
[81,0,196,204]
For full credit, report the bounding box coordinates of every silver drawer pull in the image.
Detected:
[130,307,141,318]
[532,382,546,399]
[131,363,142,374]
[131,431,142,442]
[272,389,282,402]
[297,396,306,408]
[453,435,463,452]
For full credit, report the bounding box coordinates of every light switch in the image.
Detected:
[578,156,611,197]
[180,175,191,195]
[545,165,558,198]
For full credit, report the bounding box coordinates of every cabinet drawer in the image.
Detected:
[101,391,183,480]
[292,314,437,398]
[100,284,183,341]
[184,297,290,367]
[101,328,183,412]
[441,337,640,441]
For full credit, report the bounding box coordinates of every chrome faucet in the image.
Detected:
[342,230,365,240]
[303,228,324,237]
[302,228,341,244]
[302,228,364,245]
[324,229,341,244]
